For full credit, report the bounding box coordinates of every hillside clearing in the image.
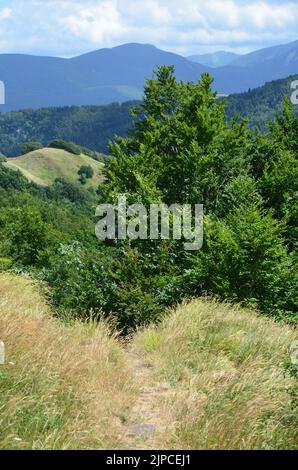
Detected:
[4,148,104,187]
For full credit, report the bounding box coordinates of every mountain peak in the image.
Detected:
[73,43,158,61]
[0,40,298,111]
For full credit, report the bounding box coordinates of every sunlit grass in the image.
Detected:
[0,273,135,449]
[133,299,298,449]
[5,148,104,187]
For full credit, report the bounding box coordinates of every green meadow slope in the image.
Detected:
[5,148,104,187]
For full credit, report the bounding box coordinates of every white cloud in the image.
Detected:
[0,7,12,21]
[0,0,297,56]
[61,1,124,44]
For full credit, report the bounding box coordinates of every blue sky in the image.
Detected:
[0,0,297,57]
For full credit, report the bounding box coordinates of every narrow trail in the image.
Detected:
[122,351,175,450]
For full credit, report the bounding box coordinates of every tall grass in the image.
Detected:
[0,273,135,449]
[1,273,297,450]
[133,299,298,450]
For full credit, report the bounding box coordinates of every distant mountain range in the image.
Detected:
[0,44,208,112]
[187,51,240,68]
[0,41,297,111]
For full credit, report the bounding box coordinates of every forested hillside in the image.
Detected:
[225,74,298,129]
[1,75,298,157]
[0,67,297,328]
[0,101,135,156]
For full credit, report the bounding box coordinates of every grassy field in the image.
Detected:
[0,274,297,449]
[133,299,298,450]
[0,273,136,450]
[4,148,104,187]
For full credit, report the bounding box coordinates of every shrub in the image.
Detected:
[20,141,43,155]
[78,165,94,184]
[49,140,81,155]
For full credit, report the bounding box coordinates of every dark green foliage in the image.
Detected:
[78,165,94,184]
[0,206,61,267]
[183,206,297,320]
[49,140,81,155]
[0,102,135,157]
[99,66,297,326]
[44,243,117,317]
[225,75,298,130]
[0,164,29,191]
[46,178,94,205]
[20,141,43,155]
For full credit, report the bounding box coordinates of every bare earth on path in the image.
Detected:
[122,350,176,450]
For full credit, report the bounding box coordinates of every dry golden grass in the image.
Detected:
[133,299,298,450]
[0,273,136,450]
[1,273,297,450]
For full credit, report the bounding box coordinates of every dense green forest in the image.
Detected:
[0,101,136,156]
[225,74,298,130]
[0,67,297,329]
[1,74,298,158]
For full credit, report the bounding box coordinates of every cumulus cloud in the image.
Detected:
[0,0,297,56]
[61,1,124,44]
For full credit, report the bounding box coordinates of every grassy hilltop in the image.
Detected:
[5,148,104,187]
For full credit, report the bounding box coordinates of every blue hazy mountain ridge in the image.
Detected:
[231,40,298,67]
[0,41,298,111]
[187,51,240,67]
[0,44,209,112]
[211,40,298,93]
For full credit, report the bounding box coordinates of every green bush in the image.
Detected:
[20,141,43,155]
[78,165,94,184]
[0,257,12,270]
[49,140,81,155]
